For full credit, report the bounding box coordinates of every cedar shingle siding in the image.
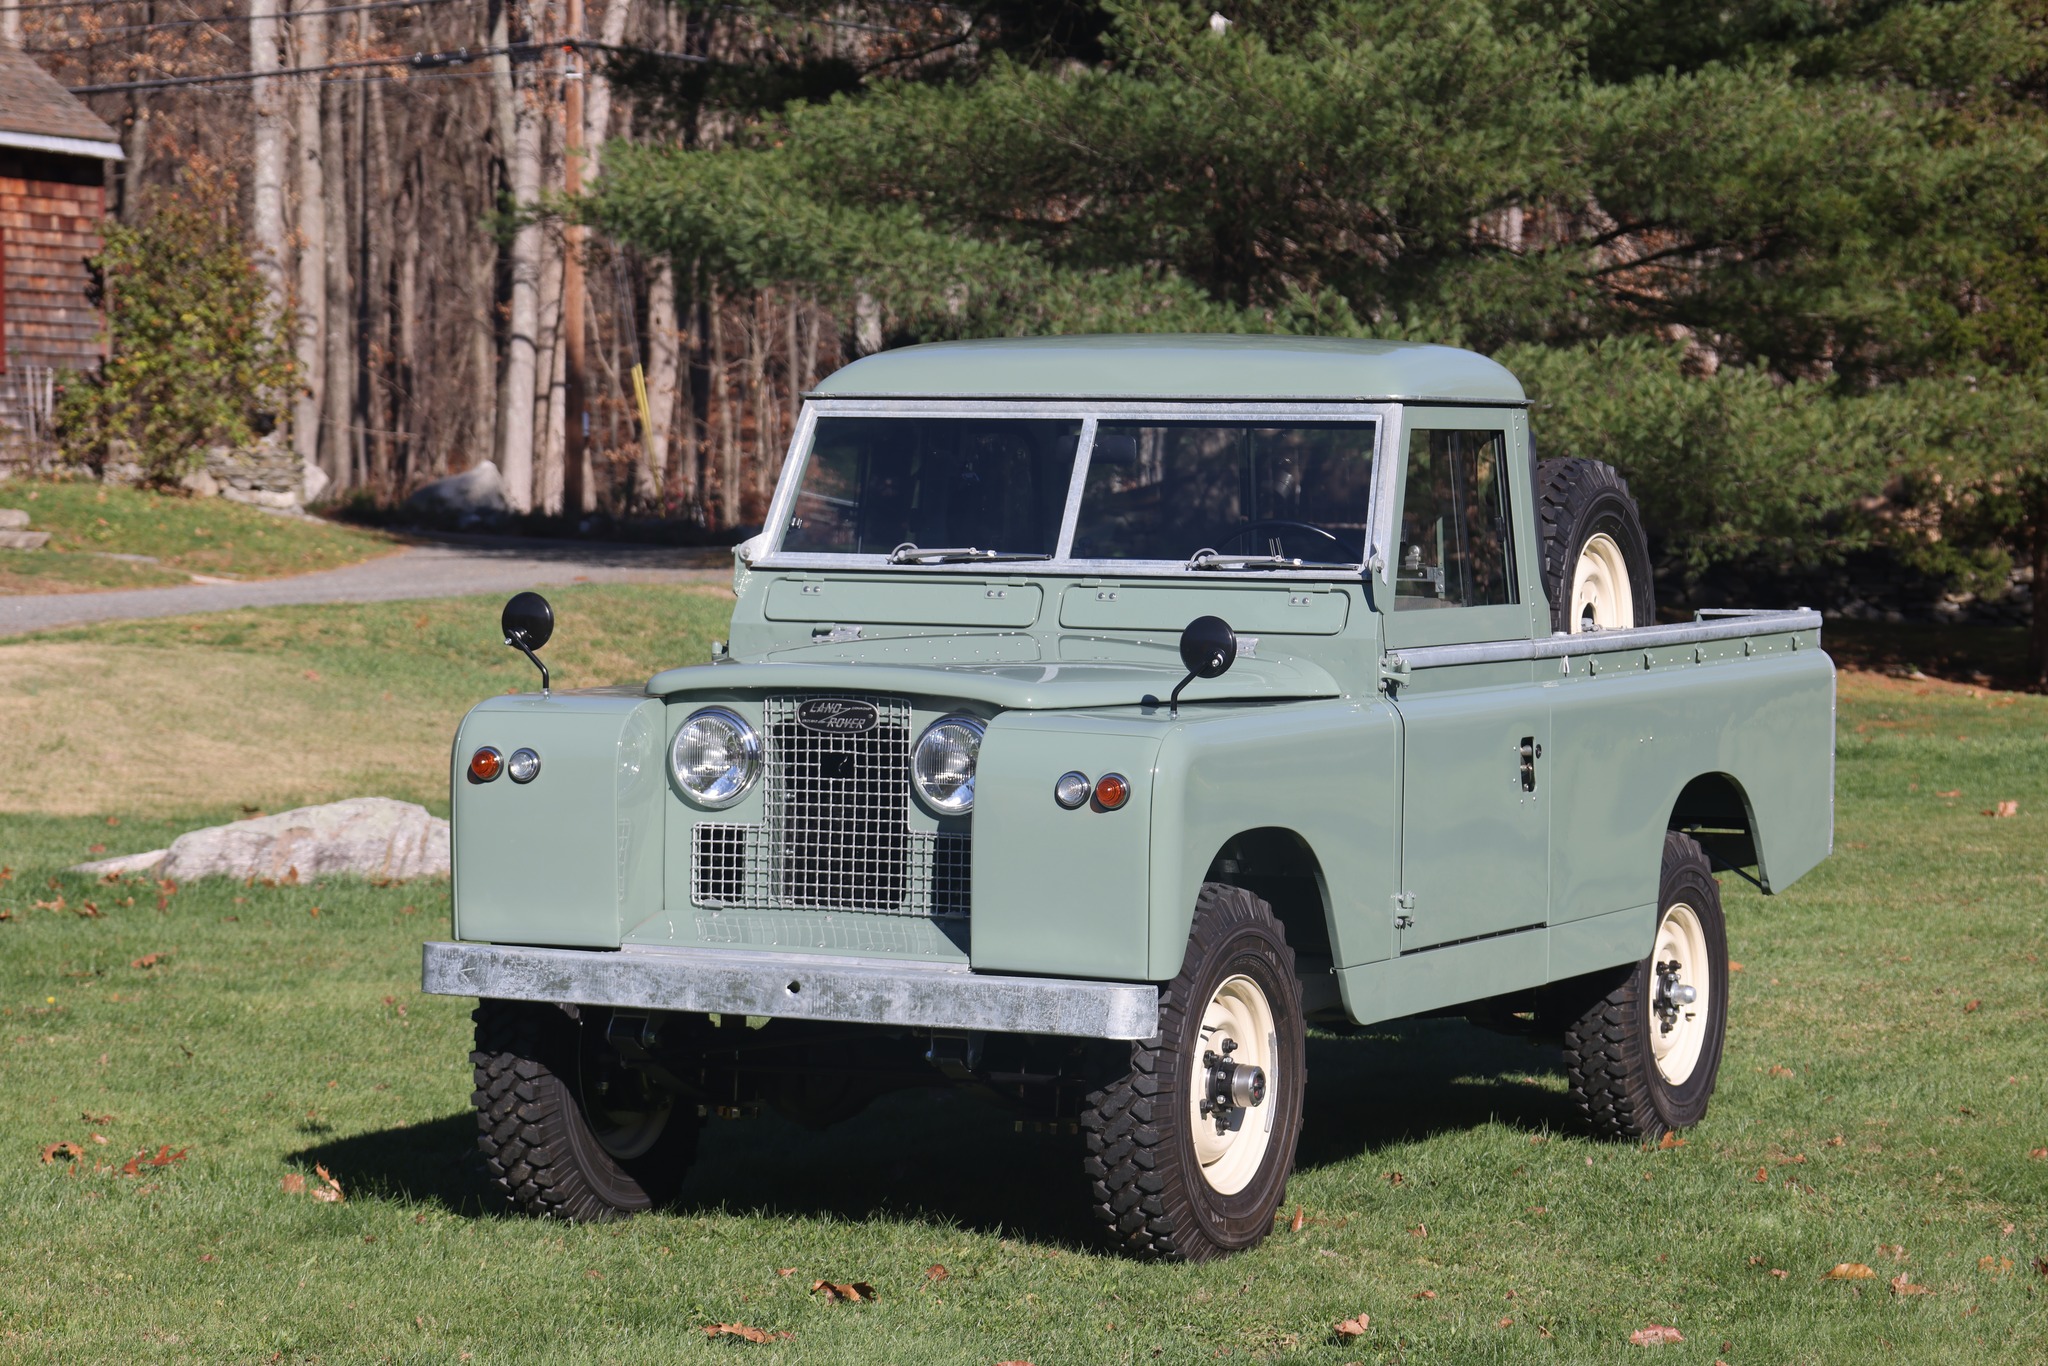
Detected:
[0,46,118,448]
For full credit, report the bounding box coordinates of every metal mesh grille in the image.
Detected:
[689,695,970,918]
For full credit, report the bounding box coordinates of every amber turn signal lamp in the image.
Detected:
[1093,772,1130,810]
[469,746,503,783]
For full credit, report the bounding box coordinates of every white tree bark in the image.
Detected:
[493,0,541,513]
[0,3,19,48]
[643,259,679,501]
[250,0,291,447]
[292,2,329,490]
[582,0,635,180]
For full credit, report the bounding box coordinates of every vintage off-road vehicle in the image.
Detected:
[424,336,1835,1261]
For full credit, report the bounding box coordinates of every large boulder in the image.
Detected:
[404,461,507,521]
[73,797,449,883]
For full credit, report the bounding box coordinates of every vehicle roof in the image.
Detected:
[810,334,1526,405]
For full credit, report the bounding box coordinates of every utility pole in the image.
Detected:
[560,0,589,515]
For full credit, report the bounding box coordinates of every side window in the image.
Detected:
[1394,428,1516,610]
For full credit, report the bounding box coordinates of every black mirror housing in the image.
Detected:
[502,591,555,651]
[1167,615,1237,716]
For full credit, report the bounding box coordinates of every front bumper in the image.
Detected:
[421,941,1160,1040]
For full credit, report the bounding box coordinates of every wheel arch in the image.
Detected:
[1201,826,1334,964]
[1667,771,1762,884]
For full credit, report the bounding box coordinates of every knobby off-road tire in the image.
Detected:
[1561,832,1728,1141]
[1081,883,1306,1262]
[1536,457,1655,634]
[470,999,699,1221]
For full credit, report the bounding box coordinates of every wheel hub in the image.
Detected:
[1198,1037,1267,1129]
[1653,959,1698,1036]
[1188,974,1279,1196]
[1648,902,1711,1085]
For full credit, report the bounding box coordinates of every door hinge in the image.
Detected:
[1393,892,1415,930]
[1380,655,1411,692]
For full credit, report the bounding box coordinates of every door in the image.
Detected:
[1382,410,1550,953]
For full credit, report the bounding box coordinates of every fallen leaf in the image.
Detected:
[312,1163,344,1203]
[1825,1263,1876,1280]
[89,1134,108,1145]
[2031,1148,2047,1161]
[1659,1132,1686,1150]
[1408,1224,1427,1238]
[1728,961,1744,972]
[1498,1316,1514,1327]
[1332,1313,1370,1341]
[130,952,162,969]
[1825,1135,1845,1148]
[1978,1256,2013,1275]
[1629,1324,1684,1346]
[925,1264,948,1283]
[281,1173,306,1194]
[1384,1171,1404,1186]
[1412,1290,1436,1300]
[1937,789,1962,798]
[809,1280,874,1303]
[1876,1243,1906,1261]
[88,844,105,854]
[774,1268,795,1277]
[1890,1273,1932,1297]
[40,1141,83,1164]
[1753,1168,1769,1183]
[1289,1205,1305,1233]
[1768,1065,1795,1078]
[1964,1000,1981,1013]
[702,1323,778,1344]
[199,1253,214,1262]
[1770,1269,1788,1279]
[2033,1258,2048,1279]
[1988,800,2018,818]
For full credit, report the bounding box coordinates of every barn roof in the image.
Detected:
[0,47,123,161]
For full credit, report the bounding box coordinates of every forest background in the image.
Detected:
[13,0,2048,678]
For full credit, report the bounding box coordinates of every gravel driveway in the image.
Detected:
[0,533,729,636]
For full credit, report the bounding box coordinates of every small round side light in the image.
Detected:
[1093,772,1130,811]
[468,746,503,783]
[507,747,542,784]
[1054,771,1091,810]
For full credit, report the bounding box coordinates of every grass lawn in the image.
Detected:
[0,592,2044,1363]
[0,477,396,595]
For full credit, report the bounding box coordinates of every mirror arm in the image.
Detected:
[1167,670,1198,718]
[506,630,550,697]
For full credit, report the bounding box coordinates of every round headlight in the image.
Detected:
[912,715,986,815]
[669,707,760,808]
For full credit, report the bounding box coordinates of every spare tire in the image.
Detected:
[1536,458,1655,634]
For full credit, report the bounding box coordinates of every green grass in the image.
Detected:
[1,601,2045,1362]
[0,477,394,593]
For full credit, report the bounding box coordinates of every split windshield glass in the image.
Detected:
[783,416,1081,557]
[779,414,1377,565]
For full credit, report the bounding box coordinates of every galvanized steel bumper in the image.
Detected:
[421,940,1160,1040]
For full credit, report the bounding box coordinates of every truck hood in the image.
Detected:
[644,654,1343,710]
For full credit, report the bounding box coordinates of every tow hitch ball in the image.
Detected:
[1198,1038,1267,1129]
[1653,959,1698,1036]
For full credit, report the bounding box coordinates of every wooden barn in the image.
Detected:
[0,43,120,458]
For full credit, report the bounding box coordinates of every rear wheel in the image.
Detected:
[1081,883,1306,1261]
[470,1000,700,1221]
[1536,457,1655,633]
[1560,833,1728,1141]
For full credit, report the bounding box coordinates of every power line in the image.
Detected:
[66,37,707,95]
[23,0,466,53]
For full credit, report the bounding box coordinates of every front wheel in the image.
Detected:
[1081,883,1306,1261]
[470,1000,700,1221]
[1560,832,1729,1140]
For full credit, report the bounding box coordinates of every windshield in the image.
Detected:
[783,416,1082,556]
[1070,421,1375,564]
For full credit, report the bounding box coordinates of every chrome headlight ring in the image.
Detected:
[669,706,761,809]
[912,714,986,816]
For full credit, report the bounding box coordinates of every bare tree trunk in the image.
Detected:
[746,292,772,508]
[119,95,150,225]
[249,0,289,318]
[395,155,420,488]
[711,287,737,527]
[2031,485,2048,690]
[321,74,352,491]
[561,0,590,516]
[684,269,707,519]
[292,1,327,485]
[645,259,679,505]
[365,54,394,494]
[0,2,19,47]
[493,0,540,511]
[533,232,565,516]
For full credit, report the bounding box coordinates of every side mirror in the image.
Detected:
[501,591,554,696]
[1168,615,1237,716]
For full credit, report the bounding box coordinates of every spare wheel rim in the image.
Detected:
[1650,902,1710,1085]
[1188,973,1278,1196]
[1570,531,1634,632]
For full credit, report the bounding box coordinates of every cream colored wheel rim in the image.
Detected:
[1187,974,1278,1196]
[1569,532,1635,632]
[1650,902,1710,1085]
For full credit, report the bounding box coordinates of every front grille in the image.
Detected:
[691,695,970,918]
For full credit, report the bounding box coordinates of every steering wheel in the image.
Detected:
[1211,518,1360,561]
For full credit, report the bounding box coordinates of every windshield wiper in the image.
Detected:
[887,544,1052,565]
[1186,549,1356,572]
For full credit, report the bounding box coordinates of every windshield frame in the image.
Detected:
[758,398,1405,579]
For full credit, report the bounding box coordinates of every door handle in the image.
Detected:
[1518,736,1542,792]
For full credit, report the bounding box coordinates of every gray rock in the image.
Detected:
[179,469,222,499]
[71,797,449,883]
[404,461,506,519]
[0,529,50,550]
[0,508,28,530]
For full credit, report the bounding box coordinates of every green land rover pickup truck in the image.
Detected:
[423,335,1835,1261]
